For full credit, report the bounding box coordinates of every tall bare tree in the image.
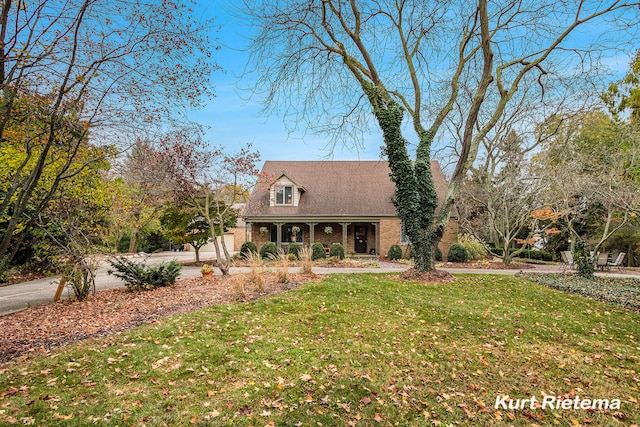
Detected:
[117,140,174,253]
[240,0,639,271]
[0,0,215,273]
[160,134,259,275]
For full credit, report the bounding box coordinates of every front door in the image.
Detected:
[355,226,367,253]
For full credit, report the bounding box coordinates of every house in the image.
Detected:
[242,160,458,259]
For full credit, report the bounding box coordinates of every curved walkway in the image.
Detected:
[1,252,638,316]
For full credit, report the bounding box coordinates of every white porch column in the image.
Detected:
[245,222,252,243]
[307,222,317,249]
[372,222,380,256]
[340,222,351,251]
[275,222,284,249]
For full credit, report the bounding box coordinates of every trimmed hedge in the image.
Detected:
[447,244,469,263]
[260,241,279,260]
[387,244,403,260]
[288,242,301,259]
[312,242,327,261]
[330,243,345,260]
[435,246,443,262]
[240,241,258,259]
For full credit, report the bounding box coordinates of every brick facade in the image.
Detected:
[229,227,246,252]
[246,219,458,260]
[379,217,458,261]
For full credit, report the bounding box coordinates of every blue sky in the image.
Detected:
[192,2,385,167]
[193,1,635,172]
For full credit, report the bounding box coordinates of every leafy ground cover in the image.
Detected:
[0,274,639,426]
[520,273,640,311]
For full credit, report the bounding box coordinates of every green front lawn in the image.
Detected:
[1,274,638,426]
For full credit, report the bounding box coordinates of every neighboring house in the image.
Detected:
[185,203,247,253]
[243,160,458,259]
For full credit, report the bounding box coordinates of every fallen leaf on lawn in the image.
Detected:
[53,413,73,420]
[299,374,312,382]
[360,396,371,405]
[204,410,220,420]
[374,413,383,422]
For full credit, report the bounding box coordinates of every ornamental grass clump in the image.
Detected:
[275,252,290,284]
[458,234,487,260]
[247,251,264,291]
[299,246,313,274]
[230,275,247,301]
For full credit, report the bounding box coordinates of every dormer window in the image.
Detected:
[275,184,293,205]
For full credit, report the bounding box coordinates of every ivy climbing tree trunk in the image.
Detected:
[364,84,440,270]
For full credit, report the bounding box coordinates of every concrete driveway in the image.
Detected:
[1,252,637,317]
[0,252,206,316]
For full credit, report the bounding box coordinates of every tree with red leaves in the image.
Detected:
[160,132,260,275]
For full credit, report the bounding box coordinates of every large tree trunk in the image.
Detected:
[128,226,140,253]
[205,219,229,276]
[364,85,441,271]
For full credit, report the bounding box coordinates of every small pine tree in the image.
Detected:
[330,242,345,259]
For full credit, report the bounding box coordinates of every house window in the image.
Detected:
[400,223,411,245]
[275,185,293,205]
[269,224,303,243]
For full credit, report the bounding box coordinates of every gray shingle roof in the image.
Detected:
[243,160,448,219]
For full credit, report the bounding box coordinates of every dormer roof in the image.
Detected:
[271,172,306,192]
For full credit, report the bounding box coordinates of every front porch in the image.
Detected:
[246,221,380,257]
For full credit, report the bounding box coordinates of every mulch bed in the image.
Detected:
[398,268,456,284]
[0,273,321,364]
[437,260,535,270]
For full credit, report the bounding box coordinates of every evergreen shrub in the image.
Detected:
[260,242,279,260]
[447,243,469,263]
[330,243,345,260]
[240,241,258,259]
[387,244,403,260]
[312,242,327,261]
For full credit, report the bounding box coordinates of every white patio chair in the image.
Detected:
[607,252,626,272]
[560,251,575,270]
